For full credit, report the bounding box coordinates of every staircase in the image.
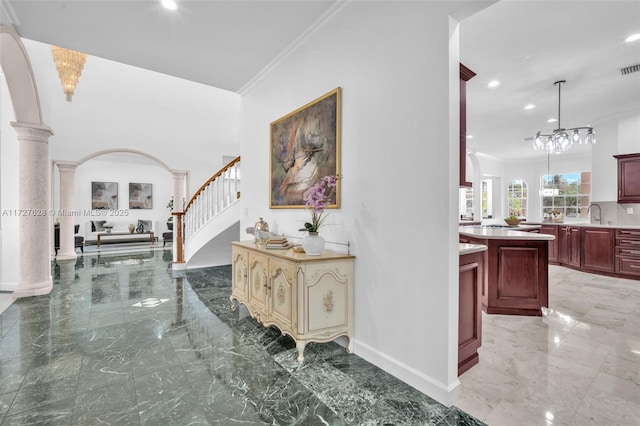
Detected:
[183,156,240,268]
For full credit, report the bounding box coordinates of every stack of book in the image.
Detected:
[265,236,291,250]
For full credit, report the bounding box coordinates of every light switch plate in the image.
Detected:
[627,207,634,214]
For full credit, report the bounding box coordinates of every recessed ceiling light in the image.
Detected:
[524,104,536,110]
[466,135,473,139]
[487,80,501,88]
[161,0,178,10]
[547,118,557,123]
[625,33,640,43]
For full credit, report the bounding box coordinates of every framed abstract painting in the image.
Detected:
[270,87,341,209]
[91,182,118,210]
[129,183,153,209]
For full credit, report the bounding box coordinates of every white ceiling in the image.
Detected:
[460,1,640,161]
[5,0,340,92]
[4,0,640,161]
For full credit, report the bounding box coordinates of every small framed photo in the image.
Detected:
[129,183,153,209]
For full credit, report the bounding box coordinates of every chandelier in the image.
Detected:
[51,46,88,101]
[532,80,595,154]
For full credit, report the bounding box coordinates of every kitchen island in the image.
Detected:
[459,226,555,316]
[458,243,487,375]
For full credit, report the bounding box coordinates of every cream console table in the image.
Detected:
[230,240,355,362]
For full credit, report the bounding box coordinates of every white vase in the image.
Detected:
[302,232,325,256]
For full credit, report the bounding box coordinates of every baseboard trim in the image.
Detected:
[172,262,187,271]
[0,282,18,293]
[352,339,460,407]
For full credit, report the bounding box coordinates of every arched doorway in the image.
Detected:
[53,148,188,264]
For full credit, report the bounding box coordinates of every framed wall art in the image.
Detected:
[129,183,153,209]
[91,181,118,210]
[270,87,341,208]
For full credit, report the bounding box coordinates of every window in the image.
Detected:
[541,171,591,221]
[508,179,527,218]
[461,187,474,218]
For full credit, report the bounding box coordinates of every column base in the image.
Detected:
[13,276,53,298]
[172,261,186,271]
[56,251,78,261]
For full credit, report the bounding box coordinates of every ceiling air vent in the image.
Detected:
[620,64,640,75]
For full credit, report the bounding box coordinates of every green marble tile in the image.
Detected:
[0,250,487,426]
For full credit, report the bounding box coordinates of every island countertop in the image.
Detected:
[459,243,488,255]
[527,222,640,230]
[459,226,555,241]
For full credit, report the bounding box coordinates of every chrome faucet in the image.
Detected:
[587,203,601,224]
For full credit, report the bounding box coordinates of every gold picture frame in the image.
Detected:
[270,87,341,209]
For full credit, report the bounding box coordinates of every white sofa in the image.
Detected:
[84,220,158,246]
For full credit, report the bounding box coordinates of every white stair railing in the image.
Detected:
[183,156,240,243]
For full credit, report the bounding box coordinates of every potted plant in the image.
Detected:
[298,175,337,255]
[166,196,186,230]
[504,212,522,226]
[166,197,175,226]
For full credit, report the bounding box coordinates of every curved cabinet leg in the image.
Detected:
[296,340,307,362]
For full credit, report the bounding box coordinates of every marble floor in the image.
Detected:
[0,293,12,316]
[456,265,640,426]
[0,248,481,425]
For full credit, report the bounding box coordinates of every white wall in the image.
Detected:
[471,113,640,222]
[591,112,640,202]
[240,2,463,405]
[618,114,640,155]
[502,155,591,222]
[476,153,592,223]
[22,38,242,195]
[53,158,174,237]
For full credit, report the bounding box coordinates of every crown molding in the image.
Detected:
[238,0,350,96]
[0,1,19,27]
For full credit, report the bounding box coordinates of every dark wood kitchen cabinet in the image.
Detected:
[581,227,615,273]
[558,225,581,267]
[614,153,640,203]
[539,224,559,263]
[615,229,640,277]
[459,63,476,188]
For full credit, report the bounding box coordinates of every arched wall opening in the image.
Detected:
[0,25,53,297]
[51,148,189,251]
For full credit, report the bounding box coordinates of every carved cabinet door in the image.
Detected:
[231,247,248,301]
[304,263,349,334]
[269,259,295,334]
[248,252,269,320]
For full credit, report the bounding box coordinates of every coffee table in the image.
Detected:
[96,231,155,248]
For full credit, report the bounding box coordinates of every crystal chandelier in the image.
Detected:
[532,80,595,154]
[51,46,88,101]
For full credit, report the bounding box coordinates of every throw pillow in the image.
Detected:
[93,220,106,232]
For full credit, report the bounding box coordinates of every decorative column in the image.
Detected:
[56,162,78,260]
[12,122,54,298]
[171,170,188,270]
